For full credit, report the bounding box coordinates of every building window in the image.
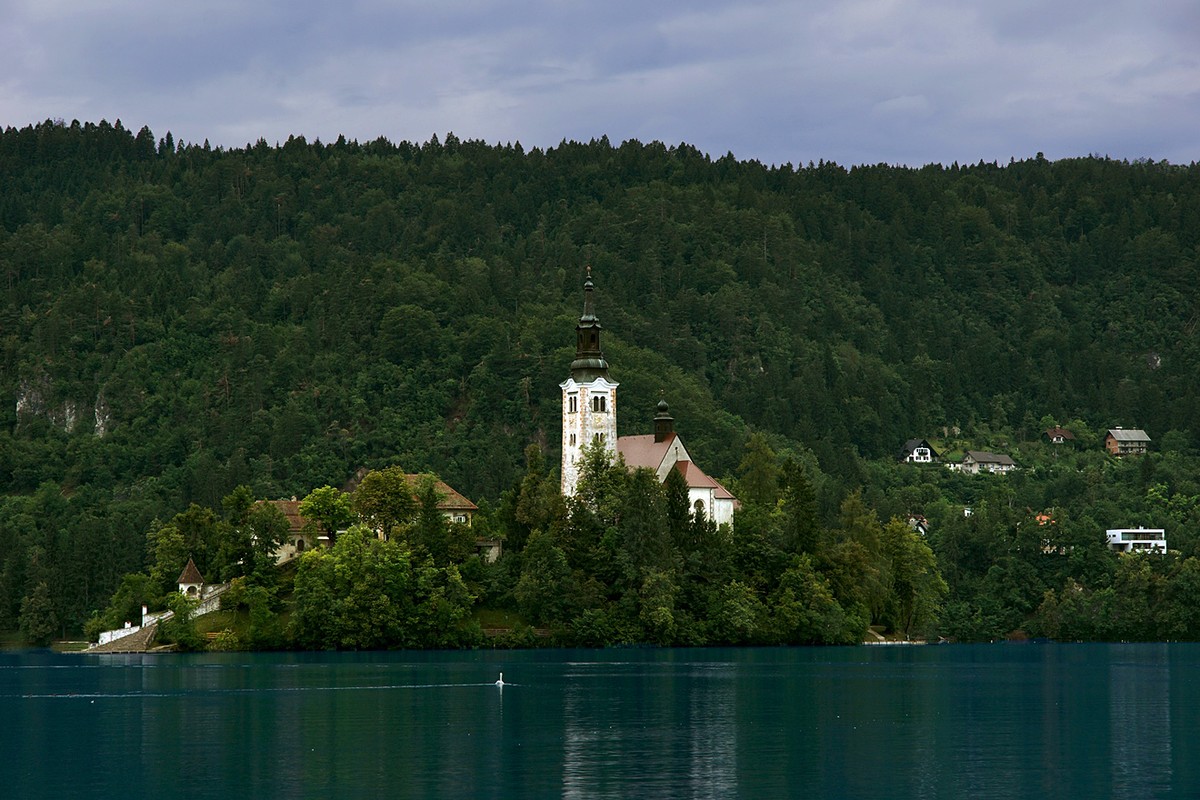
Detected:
[593,432,606,444]
[693,499,706,520]
[569,434,577,446]
[592,395,607,413]
[568,395,578,413]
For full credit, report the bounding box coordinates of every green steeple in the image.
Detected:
[570,268,610,382]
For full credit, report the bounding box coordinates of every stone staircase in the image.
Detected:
[88,622,160,653]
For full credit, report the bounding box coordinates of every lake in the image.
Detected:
[0,643,1190,798]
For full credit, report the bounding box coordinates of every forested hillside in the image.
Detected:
[3,119,1199,643]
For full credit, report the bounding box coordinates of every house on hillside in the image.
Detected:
[906,514,930,536]
[268,474,501,563]
[1043,427,1075,445]
[343,468,480,526]
[266,498,320,562]
[898,439,939,463]
[1105,527,1166,554]
[1105,428,1150,456]
[951,450,1018,475]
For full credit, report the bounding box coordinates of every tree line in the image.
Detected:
[3,120,1200,644]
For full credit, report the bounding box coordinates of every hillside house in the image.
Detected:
[1105,428,1150,456]
[952,450,1018,475]
[1044,427,1075,445]
[1106,527,1166,554]
[266,499,320,562]
[898,439,939,463]
[268,474,500,563]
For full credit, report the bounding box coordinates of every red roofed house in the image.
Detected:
[342,469,480,527]
[411,476,478,525]
[269,473,496,563]
[266,498,319,563]
[559,271,738,528]
[1043,426,1075,445]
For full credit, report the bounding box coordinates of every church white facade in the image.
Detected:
[560,272,737,527]
[560,271,618,496]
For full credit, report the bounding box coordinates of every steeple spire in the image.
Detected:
[570,266,609,381]
[654,395,674,443]
[581,265,597,322]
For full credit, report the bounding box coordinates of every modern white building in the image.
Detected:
[1105,527,1166,554]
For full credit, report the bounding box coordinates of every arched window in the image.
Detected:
[568,394,578,413]
[592,395,607,413]
[693,499,706,520]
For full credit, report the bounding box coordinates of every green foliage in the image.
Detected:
[298,486,353,544]
[160,592,204,651]
[737,433,780,509]
[514,529,576,625]
[289,525,475,649]
[352,466,416,542]
[19,581,58,646]
[6,125,1200,645]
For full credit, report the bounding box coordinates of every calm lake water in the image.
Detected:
[0,643,1190,799]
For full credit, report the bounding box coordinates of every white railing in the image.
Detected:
[90,582,231,648]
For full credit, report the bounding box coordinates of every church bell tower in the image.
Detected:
[561,269,618,496]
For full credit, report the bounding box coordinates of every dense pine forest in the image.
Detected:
[3,119,1200,648]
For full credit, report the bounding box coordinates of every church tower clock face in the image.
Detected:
[560,269,618,497]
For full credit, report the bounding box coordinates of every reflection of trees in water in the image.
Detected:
[561,662,738,798]
[1110,647,1171,796]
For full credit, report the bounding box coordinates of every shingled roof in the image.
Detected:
[405,475,478,512]
[177,557,205,585]
[267,499,308,533]
[964,450,1016,466]
[617,433,682,473]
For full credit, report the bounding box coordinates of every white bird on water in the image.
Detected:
[495,672,505,687]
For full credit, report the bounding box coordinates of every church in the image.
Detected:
[559,272,738,527]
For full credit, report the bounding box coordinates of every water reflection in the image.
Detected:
[1110,645,1171,797]
[689,664,736,799]
[2,645,1198,798]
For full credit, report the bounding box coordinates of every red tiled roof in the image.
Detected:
[271,472,478,527]
[616,433,677,471]
[406,475,478,512]
[619,433,740,509]
[674,461,738,500]
[266,499,309,533]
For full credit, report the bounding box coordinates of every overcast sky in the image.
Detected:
[2,0,1197,166]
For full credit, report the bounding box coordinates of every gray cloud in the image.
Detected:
[0,0,1195,165]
